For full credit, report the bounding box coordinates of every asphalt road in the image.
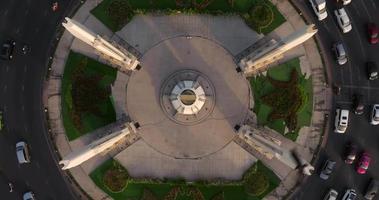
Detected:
[0,0,78,199]
[291,0,379,199]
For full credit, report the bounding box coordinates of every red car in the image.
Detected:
[356,152,371,174]
[368,23,379,44]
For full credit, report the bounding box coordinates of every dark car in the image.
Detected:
[352,94,364,115]
[365,179,379,200]
[345,143,357,164]
[368,23,379,44]
[0,40,16,60]
[320,159,336,180]
[367,62,378,80]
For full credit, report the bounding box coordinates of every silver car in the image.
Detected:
[320,159,336,180]
[16,141,31,164]
[332,42,348,65]
[334,8,352,33]
[23,191,36,200]
[371,104,379,125]
[324,189,338,200]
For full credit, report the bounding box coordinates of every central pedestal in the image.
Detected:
[126,37,250,158]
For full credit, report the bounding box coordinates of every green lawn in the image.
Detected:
[91,0,285,34]
[250,58,313,141]
[90,159,279,200]
[61,51,117,141]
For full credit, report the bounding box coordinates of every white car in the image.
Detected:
[334,8,352,33]
[310,0,328,21]
[342,189,357,200]
[371,104,379,125]
[324,189,338,200]
[23,191,35,200]
[335,109,349,133]
[340,0,352,5]
[16,141,31,164]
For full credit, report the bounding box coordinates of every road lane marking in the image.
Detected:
[21,84,24,91]
[342,85,379,90]
[24,126,28,132]
[368,0,377,9]
[21,105,24,111]
[6,65,9,72]
[35,27,39,34]
[359,0,372,21]
[3,85,7,93]
[24,9,29,16]
[3,9,8,16]
[24,65,27,73]
[15,27,20,34]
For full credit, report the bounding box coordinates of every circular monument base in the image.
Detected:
[126,36,250,158]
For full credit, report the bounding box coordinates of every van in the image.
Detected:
[335,109,349,133]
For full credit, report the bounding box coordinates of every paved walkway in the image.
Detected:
[43,0,331,199]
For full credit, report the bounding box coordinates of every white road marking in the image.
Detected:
[342,85,379,90]
[35,27,39,33]
[21,105,24,111]
[359,0,372,21]
[15,27,20,34]
[3,106,6,112]
[368,0,377,9]
[24,65,27,72]
[25,9,29,16]
[24,126,28,132]
[3,85,7,93]
[3,9,8,16]
[351,3,362,18]
[6,65,9,72]
[21,84,24,91]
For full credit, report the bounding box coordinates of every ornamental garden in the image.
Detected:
[60,0,313,200]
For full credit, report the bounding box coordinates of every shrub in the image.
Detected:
[103,161,129,192]
[244,172,269,196]
[243,2,274,33]
[141,189,158,200]
[107,0,134,30]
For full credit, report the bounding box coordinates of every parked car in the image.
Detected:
[334,8,352,33]
[0,110,3,131]
[356,152,371,174]
[368,23,379,44]
[344,143,357,164]
[332,42,348,65]
[342,189,357,200]
[335,109,349,133]
[340,0,352,5]
[367,61,378,80]
[320,159,336,180]
[324,189,338,200]
[309,0,328,21]
[23,191,36,200]
[364,179,379,200]
[0,40,16,60]
[352,94,364,115]
[371,104,379,125]
[16,141,31,164]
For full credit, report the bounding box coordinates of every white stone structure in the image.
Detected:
[237,125,308,170]
[59,122,137,170]
[239,24,318,75]
[170,80,206,115]
[62,17,139,71]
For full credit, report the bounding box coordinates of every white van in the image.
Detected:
[309,0,328,21]
[335,109,349,133]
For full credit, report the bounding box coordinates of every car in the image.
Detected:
[356,152,371,174]
[0,40,16,60]
[332,42,348,65]
[337,0,352,5]
[324,189,338,200]
[344,143,357,164]
[320,159,336,180]
[367,62,378,80]
[371,104,379,125]
[335,109,349,133]
[0,110,3,131]
[352,94,364,115]
[342,189,357,200]
[368,23,379,44]
[309,0,328,21]
[364,179,379,200]
[23,191,36,200]
[334,8,352,33]
[16,141,31,164]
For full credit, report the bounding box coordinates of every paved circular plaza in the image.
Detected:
[126,36,251,158]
